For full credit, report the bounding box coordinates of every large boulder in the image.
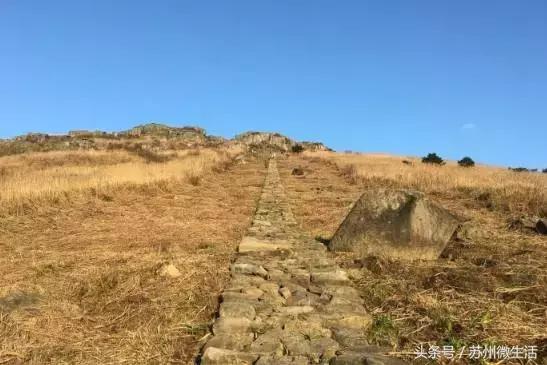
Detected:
[329,189,459,260]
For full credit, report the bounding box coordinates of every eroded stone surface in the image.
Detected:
[197,160,406,364]
[329,189,459,260]
[201,347,258,365]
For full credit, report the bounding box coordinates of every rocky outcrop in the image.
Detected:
[119,123,207,140]
[235,132,295,151]
[300,141,332,152]
[68,130,110,138]
[329,189,459,260]
[1,124,329,157]
[234,132,331,152]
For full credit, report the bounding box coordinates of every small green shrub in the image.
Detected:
[509,167,529,173]
[368,315,399,346]
[458,156,475,167]
[422,153,445,165]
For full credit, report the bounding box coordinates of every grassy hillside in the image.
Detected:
[0,146,266,364]
[0,144,545,364]
[278,152,546,360]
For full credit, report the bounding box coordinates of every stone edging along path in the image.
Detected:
[197,160,406,365]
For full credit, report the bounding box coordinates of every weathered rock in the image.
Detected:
[281,334,312,356]
[259,282,280,296]
[311,270,350,285]
[230,274,267,287]
[239,236,292,253]
[324,286,362,302]
[287,290,322,306]
[278,305,315,315]
[332,328,369,348]
[329,189,459,260]
[212,317,252,335]
[326,313,373,330]
[309,336,340,361]
[203,333,254,351]
[250,329,285,355]
[283,318,331,338]
[279,287,292,299]
[290,269,311,287]
[219,301,256,320]
[330,353,366,364]
[363,353,408,365]
[253,219,272,227]
[201,347,258,365]
[242,287,264,300]
[235,131,295,151]
[330,351,407,365]
[158,263,181,278]
[255,355,309,365]
[231,263,269,279]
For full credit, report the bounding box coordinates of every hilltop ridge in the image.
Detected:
[0,123,330,156]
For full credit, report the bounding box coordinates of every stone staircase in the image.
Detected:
[197,160,405,365]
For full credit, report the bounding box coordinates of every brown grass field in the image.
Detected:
[1,147,545,364]
[0,148,266,364]
[278,152,546,361]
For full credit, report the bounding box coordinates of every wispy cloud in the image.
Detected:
[461,123,477,130]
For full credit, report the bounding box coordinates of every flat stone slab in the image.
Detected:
[201,347,258,365]
[239,236,292,253]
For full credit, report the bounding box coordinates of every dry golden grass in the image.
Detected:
[278,154,546,362]
[305,151,547,216]
[0,147,242,215]
[2,146,544,364]
[0,148,266,364]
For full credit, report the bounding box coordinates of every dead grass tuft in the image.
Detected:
[186,173,201,186]
[339,164,359,184]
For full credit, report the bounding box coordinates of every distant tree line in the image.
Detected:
[419,153,545,172]
[420,153,475,167]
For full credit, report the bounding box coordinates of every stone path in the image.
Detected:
[198,160,405,365]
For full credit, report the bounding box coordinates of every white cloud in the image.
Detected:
[461,123,476,130]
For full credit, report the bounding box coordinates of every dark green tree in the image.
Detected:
[421,153,444,165]
[458,156,475,167]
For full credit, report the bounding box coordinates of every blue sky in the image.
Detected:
[1,1,546,167]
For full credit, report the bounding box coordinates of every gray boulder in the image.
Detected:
[329,189,459,260]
